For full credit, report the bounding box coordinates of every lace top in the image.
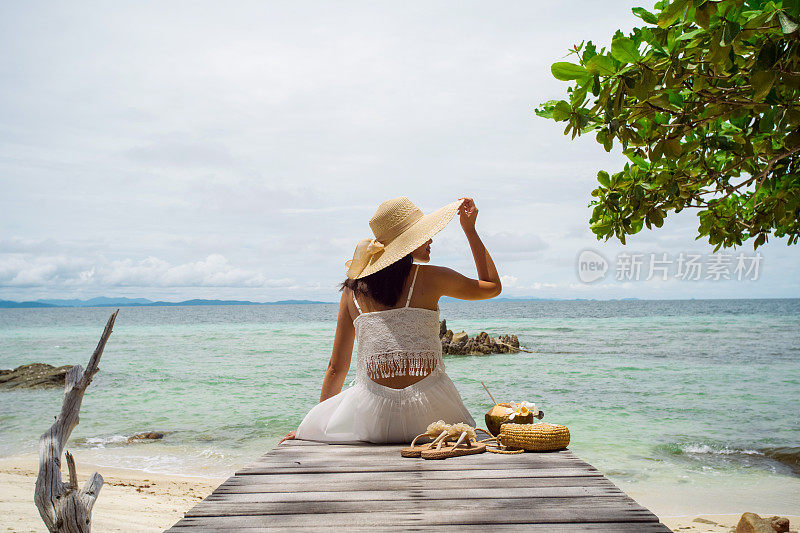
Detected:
[352,264,445,383]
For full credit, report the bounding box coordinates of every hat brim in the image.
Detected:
[352,198,464,279]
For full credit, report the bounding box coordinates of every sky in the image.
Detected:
[1,1,798,302]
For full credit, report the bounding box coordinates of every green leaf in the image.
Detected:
[658,0,689,28]
[626,153,651,170]
[721,21,741,46]
[611,36,641,64]
[664,137,682,158]
[585,54,616,76]
[551,62,590,81]
[677,28,705,41]
[778,11,799,34]
[695,1,716,28]
[597,170,611,188]
[632,7,658,24]
[552,100,572,121]
[756,40,778,70]
[751,70,776,101]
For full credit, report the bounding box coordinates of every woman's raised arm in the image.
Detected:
[432,197,502,301]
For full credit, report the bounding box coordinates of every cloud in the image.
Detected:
[0,253,291,289]
[125,139,236,168]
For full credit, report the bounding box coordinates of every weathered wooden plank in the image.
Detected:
[214,476,619,493]
[237,451,595,473]
[228,467,603,482]
[168,524,671,533]
[203,485,624,503]
[259,450,584,464]
[250,453,586,466]
[171,507,661,527]
[257,453,585,467]
[265,445,577,456]
[185,496,650,517]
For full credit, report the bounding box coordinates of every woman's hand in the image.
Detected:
[278,430,297,444]
[458,197,478,231]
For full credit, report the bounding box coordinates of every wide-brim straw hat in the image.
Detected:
[345,197,464,279]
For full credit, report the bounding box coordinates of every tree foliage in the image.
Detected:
[536,0,800,250]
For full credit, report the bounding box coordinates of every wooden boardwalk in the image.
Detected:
[167,440,671,532]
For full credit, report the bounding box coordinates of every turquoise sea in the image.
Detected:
[1,299,799,514]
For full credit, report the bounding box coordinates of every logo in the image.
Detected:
[577,249,608,283]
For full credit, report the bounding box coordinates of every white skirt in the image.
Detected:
[295,367,476,444]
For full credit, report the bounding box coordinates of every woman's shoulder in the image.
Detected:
[417,263,460,280]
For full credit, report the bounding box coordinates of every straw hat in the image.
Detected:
[345,197,464,279]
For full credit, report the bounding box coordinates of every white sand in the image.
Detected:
[0,454,224,532]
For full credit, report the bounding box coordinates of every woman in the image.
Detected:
[280,196,501,444]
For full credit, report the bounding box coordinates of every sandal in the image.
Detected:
[420,423,486,460]
[400,420,452,457]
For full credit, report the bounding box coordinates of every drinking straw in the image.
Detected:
[481,381,498,406]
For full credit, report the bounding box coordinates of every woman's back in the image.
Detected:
[351,264,445,388]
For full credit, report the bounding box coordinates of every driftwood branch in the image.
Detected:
[34,310,118,532]
[495,340,535,354]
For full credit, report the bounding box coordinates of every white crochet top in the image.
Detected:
[352,264,445,382]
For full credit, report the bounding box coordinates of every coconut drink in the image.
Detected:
[484,401,543,436]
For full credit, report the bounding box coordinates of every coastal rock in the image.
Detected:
[0,362,73,389]
[768,516,790,533]
[438,320,524,355]
[693,518,718,525]
[127,431,165,443]
[451,331,469,346]
[735,513,791,533]
[761,446,800,476]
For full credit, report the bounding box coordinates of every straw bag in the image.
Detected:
[478,422,570,454]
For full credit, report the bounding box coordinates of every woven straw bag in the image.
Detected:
[478,423,570,454]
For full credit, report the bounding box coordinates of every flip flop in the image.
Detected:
[420,423,486,460]
[400,420,451,457]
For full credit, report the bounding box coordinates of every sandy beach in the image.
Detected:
[0,454,224,533]
[2,453,797,532]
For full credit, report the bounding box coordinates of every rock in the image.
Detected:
[735,513,789,533]
[768,516,790,533]
[451,331,468,346]
[438,319,525,355]
[694,518,718,525]
[127,431,165,443]
[0,363,73,389]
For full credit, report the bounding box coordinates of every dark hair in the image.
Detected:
[339,254,414,308]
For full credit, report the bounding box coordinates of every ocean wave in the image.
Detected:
[656,442,800,477]
[73,432,168,449]
[78,435,130,448]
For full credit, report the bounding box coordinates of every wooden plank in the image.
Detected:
[227,468,603,483]
[265,445,578,455]
[167,518,671,533]
[256,454,585,467]
[203,485,624,503]
[214,476,619,493]
[169,508,661,527]
[185,495,648,517]
[258,450,585,464]
[236,466,602,477]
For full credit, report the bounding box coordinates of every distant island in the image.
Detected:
[0,295,646,309]
[0,297,334,309]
